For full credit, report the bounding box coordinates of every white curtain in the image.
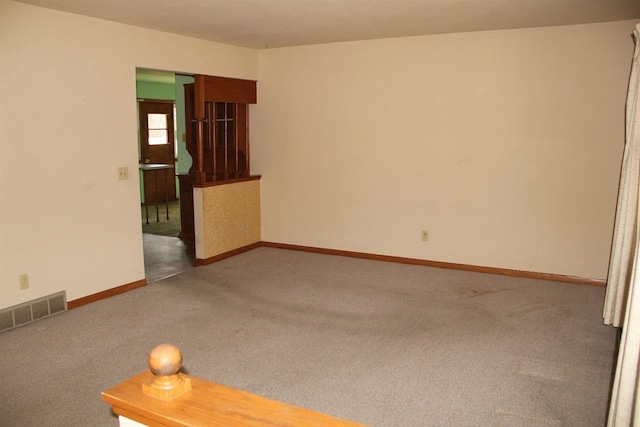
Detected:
[605,24,640,328]
[607,23,640,427]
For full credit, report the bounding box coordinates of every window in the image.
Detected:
[147,113,168,145]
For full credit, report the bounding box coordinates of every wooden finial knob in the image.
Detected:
[148,343,182,377]
[142,344,191,401]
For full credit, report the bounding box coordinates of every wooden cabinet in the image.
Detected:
[178,174,195,244]
[184,76,255,183]
[179,75,257,243]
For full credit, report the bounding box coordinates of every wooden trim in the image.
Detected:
[260,242,607,287]
[245,104,251,176]
[69,242,603,310]
[195,242,262,266]
[194,75,206,185]
[198,75,257,104]
[194,75,206,119]
[193,174,261,188]
[67,279,148,309]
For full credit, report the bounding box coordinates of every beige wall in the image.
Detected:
[0,0,634,312]
[194,180,261,260]
[253,20,636,280]
[0,0,258,309]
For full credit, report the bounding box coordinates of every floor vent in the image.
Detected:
[0,291,67,333]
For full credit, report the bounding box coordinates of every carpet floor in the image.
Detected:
[0,248,618,426]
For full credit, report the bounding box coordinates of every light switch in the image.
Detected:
[118,167,129,181]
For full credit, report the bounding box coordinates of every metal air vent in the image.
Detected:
[0,291,67,333]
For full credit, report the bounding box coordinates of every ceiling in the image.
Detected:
[15,0,640,49]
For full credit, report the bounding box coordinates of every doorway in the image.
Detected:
[136,69,195,282]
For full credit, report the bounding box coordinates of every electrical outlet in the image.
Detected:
[118,167,129,181]
[19,274,29,290]
[422,230,429,241]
